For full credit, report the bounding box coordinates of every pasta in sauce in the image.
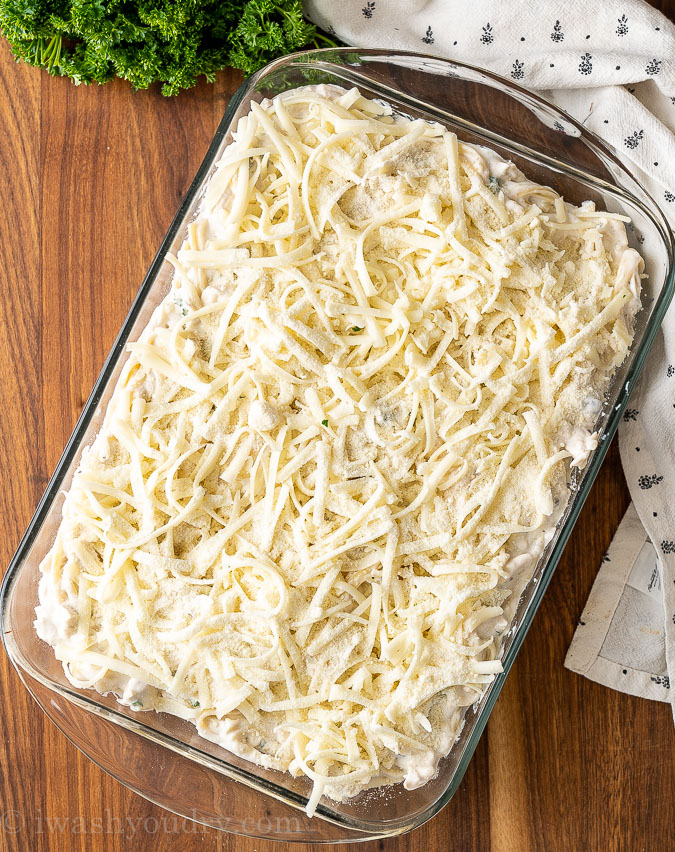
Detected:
[36,85,643,815]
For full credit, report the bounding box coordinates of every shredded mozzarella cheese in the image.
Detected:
[35,84,643,815]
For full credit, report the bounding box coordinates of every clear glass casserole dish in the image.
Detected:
[2,49,674,843]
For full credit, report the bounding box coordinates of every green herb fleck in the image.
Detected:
[131,699,143,708]
[487,176,502,195]
[172,294,188,316]
[190,700,200,708]
[321,419,328,427]
[351,326,364,332]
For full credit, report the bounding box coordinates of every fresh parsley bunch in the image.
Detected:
[0,0,335,95]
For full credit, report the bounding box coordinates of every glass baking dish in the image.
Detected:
[2,49,674,843]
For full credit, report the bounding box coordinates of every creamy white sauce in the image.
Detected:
[35,573,77,646]
[565,427,599,469]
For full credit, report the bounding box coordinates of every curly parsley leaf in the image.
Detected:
[0,0,337,95]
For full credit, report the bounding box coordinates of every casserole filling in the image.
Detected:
[35,85,643,813]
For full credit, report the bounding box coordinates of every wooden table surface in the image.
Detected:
[1,12,674,851]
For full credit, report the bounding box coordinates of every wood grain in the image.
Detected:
[1,11,674,849]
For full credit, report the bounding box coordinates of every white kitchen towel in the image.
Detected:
[565,503,671,701]
[305,0,675,713]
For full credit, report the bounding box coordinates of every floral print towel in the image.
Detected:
[305,0,675,716]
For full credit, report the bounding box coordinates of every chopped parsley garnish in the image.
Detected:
[351,326,364,332]
[172,294,189,317]
[321,419,328,427]
[487,176,502,195]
